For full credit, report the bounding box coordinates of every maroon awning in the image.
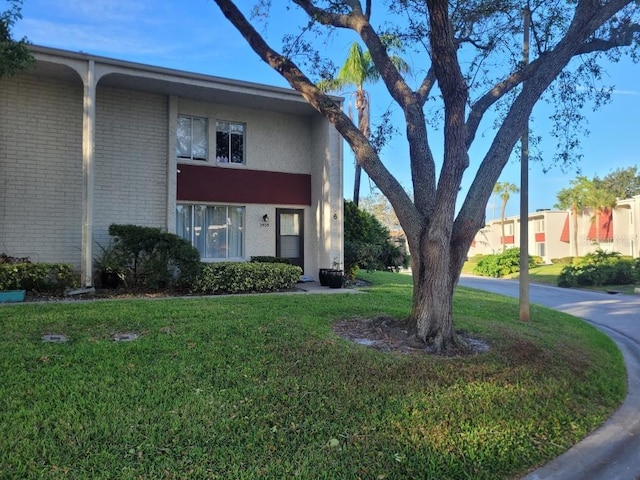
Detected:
[560,214,570,243]
[587,209,613,241]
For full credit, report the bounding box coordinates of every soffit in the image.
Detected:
[30,46,339,117]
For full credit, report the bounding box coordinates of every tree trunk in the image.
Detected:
[354,87,369,207]
[407,230,470,354]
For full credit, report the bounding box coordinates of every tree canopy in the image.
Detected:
[213,0,640,352]
[594,166,640,199]
[0,0,33,79]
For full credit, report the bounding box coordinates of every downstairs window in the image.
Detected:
[176,204,245,259]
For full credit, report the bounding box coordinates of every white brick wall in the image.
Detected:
[93,86,168,247]
[1,62,342,276]
[0,74,84,264]
[177,98,313,173]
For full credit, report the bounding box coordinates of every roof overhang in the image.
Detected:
[28,45,342,117]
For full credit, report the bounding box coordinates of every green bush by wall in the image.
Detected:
[193,262,302,294]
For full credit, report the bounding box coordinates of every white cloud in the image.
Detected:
[610,89,640,96]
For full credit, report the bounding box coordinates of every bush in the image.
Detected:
[558,249,637,287]
[531,255,544,266]
[107,224,200,289]
[193,262,302,294]
[473,248,535,278]
[344,201,409,278]
[0,262,78,294]
[551,257,575,265]
[250,256,292,265]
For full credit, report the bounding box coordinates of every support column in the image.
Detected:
[166,95,178,232]
[81,60,96,287]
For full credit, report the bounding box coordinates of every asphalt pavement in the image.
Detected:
[458,275,640,480]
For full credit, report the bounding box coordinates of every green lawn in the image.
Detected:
[465,261,640,294]
[0,272,626,479]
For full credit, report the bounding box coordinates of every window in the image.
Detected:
[537,242,546,257]
[505,223,514,236]
[177,116,207,161]
[176,204,245,259]
[216,121,245,164]
[535,219,545,233]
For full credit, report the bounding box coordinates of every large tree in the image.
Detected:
[0,0,33,78]
[212,0,640,352]
[594,166,640,199]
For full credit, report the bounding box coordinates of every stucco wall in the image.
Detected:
[0,74,84,263]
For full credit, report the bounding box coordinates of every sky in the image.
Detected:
[9,0,640,221]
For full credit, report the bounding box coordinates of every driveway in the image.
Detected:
[457,276,640,480]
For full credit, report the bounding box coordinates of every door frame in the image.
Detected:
[276,208,304,272]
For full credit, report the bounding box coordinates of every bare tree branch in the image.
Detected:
[212,0,420,230]
[576,22,640,54]
[291,0,354,28]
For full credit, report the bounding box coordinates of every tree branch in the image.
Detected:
[576,22,640,54]
[291,0,354,28]
[416,67,436,106]
[212,0,421,230]
[465,0,638,150]
[458,0,638,248]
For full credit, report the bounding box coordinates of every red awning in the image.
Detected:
[587,209,613,241]
[560,214,570,243]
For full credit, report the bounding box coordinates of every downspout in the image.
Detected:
[81,60,96,287]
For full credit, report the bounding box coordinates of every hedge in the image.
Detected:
[558,250,639,287]
[0,262,78,294]
[473,248,535,278]
[192,262,302,294]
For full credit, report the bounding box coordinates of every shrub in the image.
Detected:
[531,255,544,266]
[0,262,78,294]
[558,249,637,287]
[193,262,302,294]
[473,248,535,278]
[107,224,200,289]
[344,201,409,278]
[250,256,292,265]
[551,257,574,265]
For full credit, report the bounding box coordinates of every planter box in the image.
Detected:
[326,270,344,289]
[0,290,26,303]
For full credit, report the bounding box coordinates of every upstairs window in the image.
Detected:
[216,121,245,164]
[177,116,207,161]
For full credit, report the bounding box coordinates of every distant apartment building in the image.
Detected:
[469,196,640,262]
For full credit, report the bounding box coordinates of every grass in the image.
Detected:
[465,260,640,294]
[0,272,626,479]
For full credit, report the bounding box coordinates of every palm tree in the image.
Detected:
[586,185,617,245]
[555,176,592,257]
[319,42,409,206]
[493,182,519,252]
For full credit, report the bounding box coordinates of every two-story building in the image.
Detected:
[0,46,344,286]
[470,199,640,262]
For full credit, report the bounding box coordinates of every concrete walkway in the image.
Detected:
[458,276,640,480]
